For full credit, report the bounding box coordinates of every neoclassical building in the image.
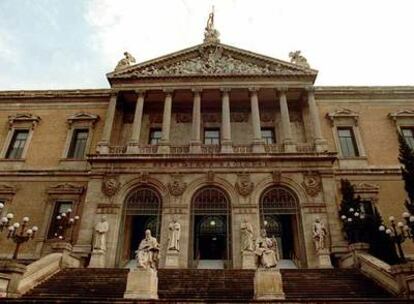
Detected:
[1,21,413,271]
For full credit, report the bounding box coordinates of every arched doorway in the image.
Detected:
[118,186,162,267]
[260,186,304,267]
[191,187,231,269]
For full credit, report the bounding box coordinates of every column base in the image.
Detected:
[88,249,106,268]
[317,249,333,269]
[252,140,265,153]
[96,142,109,154]
[157,142,170,154]
[126,141,140,154]
[314,138,328,152]
[189,141,202,153]
[220,141,233,153]
[165,250,180,268]
[283,139,296,153]
[124,268,158,300]
[254,269,285,300]
[241,251,256,269]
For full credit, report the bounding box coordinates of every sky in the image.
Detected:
[0,0,413,90]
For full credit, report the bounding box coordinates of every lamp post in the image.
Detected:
[340,207,367,243]
[1,204,38,260]
[52,208,80,242]
[379,213,414,264]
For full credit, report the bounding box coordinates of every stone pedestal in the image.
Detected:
[189,141,202,153]
[165,250,179,268]
[283,141,297,153]
[317,249,333,269]
[124,268,158,300]
[96,142,109,154]
[241,251,256,269]
[0,261,26,298]
[220,141,233,153]
[390,262,414,299]
[157,143,170,154]
[252,141,265,153]
[254,269,285,300]
[350,242,370,267]
[51,242,79,268]
[88,249,106,268]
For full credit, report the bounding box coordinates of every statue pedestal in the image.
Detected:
[241,251,256,269]
[165,250,179,268]
[124,268,158,300]
[0,261,26,298]
[254,269,285,300]
[88,249,106,268]
[317,249,333,269]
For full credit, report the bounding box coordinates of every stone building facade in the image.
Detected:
[1,29,414,270]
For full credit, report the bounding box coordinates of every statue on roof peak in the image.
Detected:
[114,51,136,71]
[204,6,220,44]
[289,50,310,68]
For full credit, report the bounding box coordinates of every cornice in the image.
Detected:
[0,89,112,100]
[315,86,414,100]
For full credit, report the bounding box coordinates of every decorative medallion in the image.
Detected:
[176,113,192,123]
[202,113,220,123]
[302,172,322,197]
[168,174,187,196]
[102,177,120,197]
[235,173,254,197]
[260,113,274,123]
[149,114,163,123]
[231,113,248,123]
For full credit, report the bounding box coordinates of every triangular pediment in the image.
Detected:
[107,43,317,81]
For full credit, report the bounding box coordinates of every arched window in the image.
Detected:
[192,187,229,215]
[125,187,161,215]
[260,186,298,215]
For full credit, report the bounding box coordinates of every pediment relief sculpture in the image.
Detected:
[67,112,99,127]
[47,183,84,195]
[235,173,254,197]
[389,110,414,121]
[8,113,41,129]
[302,172,322,197]
[168,174,187,197]
[102,176,120,197]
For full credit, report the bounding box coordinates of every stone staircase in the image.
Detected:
[0,267,407,303]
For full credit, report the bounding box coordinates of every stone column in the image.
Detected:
[126,90,145,153]
[158,89,173,154]
[96,93,117,154]
[278,88,296,152]
[306,87,328,152]
[221,88,233,153]
[249,88,265,153]
[190,88,202,153]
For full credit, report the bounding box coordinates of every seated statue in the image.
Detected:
[135,229,160,270]
[255,229,279,268]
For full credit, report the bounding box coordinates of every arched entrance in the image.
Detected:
[260,186,304,267]
[191,187,231,269]
[118,186,162,267]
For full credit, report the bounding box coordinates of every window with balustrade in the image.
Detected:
[261,128,275,144]
[204,129,220,145]
[149,128,162,145]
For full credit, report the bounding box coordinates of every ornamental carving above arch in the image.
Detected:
[168,174,187,196]
[235,173,254,197]
[102,176,121,197]
[302,171,322,197]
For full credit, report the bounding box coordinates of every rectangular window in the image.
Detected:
[359,200,374,216]
[149,129,162,145]
[67,129,89,159]
[204,129,220,145]
[401,128,414,149]
[48,201,73,239]
[338,127,359,157]
[261,128,275,144]
[6,129,29,159]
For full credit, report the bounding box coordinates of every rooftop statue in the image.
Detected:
[289,50,310,68]
[115,51,136,71]
[204,7,220,44]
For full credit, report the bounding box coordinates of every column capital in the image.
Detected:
[276,87,288,94]
[109,91,119,98]
[220,87,231,93]
[163,88,174,95]
[248,88,259,96]
[134,89,146,96]
[305,86,315,93]
[191,88,203,94]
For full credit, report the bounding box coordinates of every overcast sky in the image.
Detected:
[0,0,413,90]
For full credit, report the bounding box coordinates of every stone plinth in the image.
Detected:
[88,249,106,268]
[317,249,333,269]
[254,269,285,300]
[124,268,158,300]
[241,251,256,269]
[390,262,414,299]
[51,242,79,268]
[165,250,179,268]
[0,261,26,298]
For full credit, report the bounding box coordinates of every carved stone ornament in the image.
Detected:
[354,182,380,194]
[202,113,220,123]
[102,177,120,197]
[8,113,41,129]
[272,171,282,184]
[176,113,192,123]
[47,183,84,195]
[260,113,274,123]
[389,110,414,121]
[326,108,359,126]
[231,113,248,123]
[0,183,16,195]
[302,172,322,197]
[67,112,99,128]
[138,172,150,184]
[168,175,187,196]
[114,51,136,71]
[235,173,254,197]
[207,171,215,182]
[289,50,310,68]
[149,113,163,123]
[204,8,220,44]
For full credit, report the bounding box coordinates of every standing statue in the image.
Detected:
[203,7,220,44]
[312,217,327,252]
[288,50,310,68]
[136,229,160,269]
[167,218,181,251]
[240,218,254,252]
[255,229,279,268]
[115,51,136,71]
[93,216,109,251]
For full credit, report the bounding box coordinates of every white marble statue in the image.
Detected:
[167,218,181,251]
[312,217,327,252]
[255,229,279,268]
[93,215,109,251]
[136,229,160,269]
[240,218,254,252]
